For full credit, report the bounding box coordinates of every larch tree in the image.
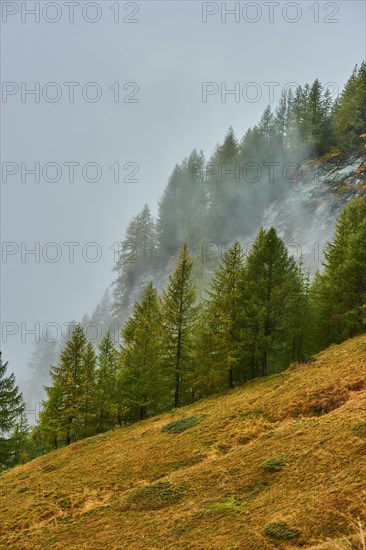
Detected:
[206,127,240,242]
[161,244,199,408]
[241,228,305,377]
[112,204,157,320]
[79,342,97,439]
[95,331,119,432]
[120,282,165,420]
[156,165,183,261]
[40,324,94,446]
[194,241,245,394]
[334,62,366,152]
[312,195,366,347]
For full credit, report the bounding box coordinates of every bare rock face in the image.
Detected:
[256,152,366,272]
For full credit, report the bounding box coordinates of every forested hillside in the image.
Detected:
[2,62,366,467]
[28,191,365,453]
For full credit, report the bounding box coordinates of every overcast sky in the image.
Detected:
[1,0,365,386]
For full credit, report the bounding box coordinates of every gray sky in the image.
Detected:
[1,0,365,385]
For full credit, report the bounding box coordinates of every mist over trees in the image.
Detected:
[110,63,366,324]
[3,194,366,461]
[5,62,364,466]
[32,188,366,453]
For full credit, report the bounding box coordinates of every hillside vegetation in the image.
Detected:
[1,335,366,549]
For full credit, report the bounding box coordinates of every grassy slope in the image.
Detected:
[1,336,366,550]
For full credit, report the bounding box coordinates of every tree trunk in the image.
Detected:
[261,351,267,377]
[100,404,104,431]
[174,370,180,408]
[175,329,182,408]
[228,366,234,388]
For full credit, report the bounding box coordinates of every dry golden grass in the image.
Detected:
[1,335,366,549]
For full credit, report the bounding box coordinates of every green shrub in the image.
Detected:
[353,421,366,437]
[264,521,301,540]
[261,455,289,471]
[126,481,185,510]
[161,416,203,434]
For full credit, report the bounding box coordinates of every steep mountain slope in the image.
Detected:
[1,335,366,549]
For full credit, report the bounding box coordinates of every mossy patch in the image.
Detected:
[206,497,243,514]
[126,481,185,510]
[264,521,301,540]
[353,421,366,438]
[161,416,203,434]
[261,455,289,471]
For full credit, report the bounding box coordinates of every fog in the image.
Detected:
[1,1,365,396]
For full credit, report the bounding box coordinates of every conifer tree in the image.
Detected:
[274,90,289,149]
[120,282,165,420]
[37,379,63,450]
[156,165,183,260]
[25,338,59,412]
[112,204,157,319]
[334,62,366,151]
[312,195,366,347]
[287,263,312,363]
[0,353,28,469]
[79,342,97,438]
[161,245,198,407]
[95,331,119,431]
[338,218,366,336]
[241,228,305,377]
[207,127,240,241]
[194,242,245,394]
[89,289,114,338]
[40,324,96,446]
[179,150,208,245]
